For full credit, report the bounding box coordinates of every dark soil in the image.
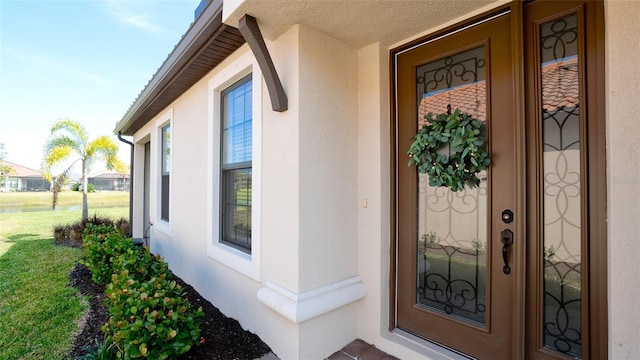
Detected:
[67,263,273,359]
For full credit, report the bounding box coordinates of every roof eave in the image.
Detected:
[115,0,237,136]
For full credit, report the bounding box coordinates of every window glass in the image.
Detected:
[162,125,171,174]
[221,76,252,252]
[161,124,171,222]
[415,46,488,325]
[220,76,252,252]
[222,79,252,165]
[540,14,582,357]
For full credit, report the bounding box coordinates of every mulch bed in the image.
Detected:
[67,262,273,359]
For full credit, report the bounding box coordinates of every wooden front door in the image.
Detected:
[394,9,517,359]
[393,2,606,359]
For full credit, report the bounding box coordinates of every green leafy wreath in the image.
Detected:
[407,108,490,192]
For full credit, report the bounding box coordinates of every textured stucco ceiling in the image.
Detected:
[224,0,506,48]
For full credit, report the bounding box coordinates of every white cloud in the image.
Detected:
[2,46,112,88]
[103,1,166,34]
[122,13,164,33]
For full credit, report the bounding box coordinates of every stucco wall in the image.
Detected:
[260,25,301,294]
[130,23,364,359]
[296,25,359,292]
[263,24,361,358]
[130,45,287,356]
[606,0,640,358]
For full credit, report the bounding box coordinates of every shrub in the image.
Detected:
[53,215,125,247]
[114,217,131,237]
[78,224,204,359]
[112,247,169,284]
[69,222,84,243]
[84,214,115,229]
[82,224,133,285]
[53,225,69,243]
[77,338,118,360]
[103,271,204,359]
[71,182,96,192]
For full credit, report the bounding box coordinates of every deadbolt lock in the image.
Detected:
[501,209,514,224]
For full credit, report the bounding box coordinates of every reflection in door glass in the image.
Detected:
[540,14,582,358]
[415,46,487,326]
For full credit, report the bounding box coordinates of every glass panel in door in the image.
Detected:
[539,13,582,358]
[415,46,488,325]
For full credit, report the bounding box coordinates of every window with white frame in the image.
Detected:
[220,75,252,252]
[207,48,261,281]
[161,124,171,222]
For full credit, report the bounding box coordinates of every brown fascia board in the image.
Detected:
[115,0,231,136]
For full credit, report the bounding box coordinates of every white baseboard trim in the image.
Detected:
[257,275,366,324]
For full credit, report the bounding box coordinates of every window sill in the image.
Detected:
[207,241,259,281]
[153,219,171,236]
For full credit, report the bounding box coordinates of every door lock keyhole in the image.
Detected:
[502,209,514,223]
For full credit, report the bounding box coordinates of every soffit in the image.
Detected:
[223,0,505,48]
[116,0,508,136]
[115,0,245,136]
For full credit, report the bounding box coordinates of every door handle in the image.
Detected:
[501,229,514,274]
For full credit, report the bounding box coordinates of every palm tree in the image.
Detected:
[0,163,14,193]
[0,143,14,192]
[43,118,125,220]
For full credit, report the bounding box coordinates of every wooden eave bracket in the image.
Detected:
[238,14,288,112]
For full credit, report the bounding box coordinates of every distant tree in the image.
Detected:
[43,119,125,219]
[0,143,15,192]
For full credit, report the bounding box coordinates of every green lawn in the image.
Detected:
[0,207,128,359]
[0,191,129,209]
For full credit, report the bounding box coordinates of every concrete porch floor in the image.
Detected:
[326,339,399,360]
[256,339,398,360]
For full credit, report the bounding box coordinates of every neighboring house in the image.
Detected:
[0,160,51,192]
[114,1,638,359]
[88,170,130,191]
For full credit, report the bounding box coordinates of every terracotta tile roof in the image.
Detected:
[541,56,578,112]
[417,56,578,125]
[0,160,44,177]
[418,81,487,124]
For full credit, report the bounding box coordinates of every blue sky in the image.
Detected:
[0,0,200,172]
